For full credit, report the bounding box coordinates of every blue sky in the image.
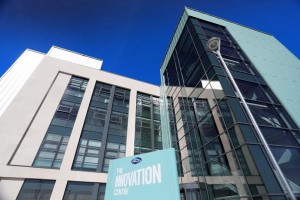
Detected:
[0,0,299,85]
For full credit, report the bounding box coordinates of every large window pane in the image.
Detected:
[212,184,238,198]
[248,103,287,128]
[17,179,55,200]
[33,134,69,169]
[236,80,270,102]
[135,93,162,154]
[271,147,300,193]
[63,182,106,199]
[260,127,298,146]
[220,45,240,59]
[73,138,101,172]
[63,182,94,200]
[223,57,254,74]
[101,87,129,172]
[33,77,88,169]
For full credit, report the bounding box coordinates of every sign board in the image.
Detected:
[105,148,180,200]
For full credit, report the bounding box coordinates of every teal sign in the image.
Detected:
[105,148,180,200]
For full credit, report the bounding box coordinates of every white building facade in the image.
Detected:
[0,47,160,200]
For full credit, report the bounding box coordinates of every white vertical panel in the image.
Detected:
[0,50,45,117]
[47,46,103,70]
[0,179,24,200]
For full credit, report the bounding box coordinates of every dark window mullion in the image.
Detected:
[81,139,89,170]
[191,98,216,176]
[150,96,155,150]
[51,136,63,168]
[91,86,115,200]
[96,86,115,173]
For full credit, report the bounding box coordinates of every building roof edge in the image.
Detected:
[185,7,272,36]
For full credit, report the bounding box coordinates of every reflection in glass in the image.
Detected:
[135,93,162,155]
[17,179,55,200]
[236,80,270,102]
[33,77,88,169]
[260,127,298,146]
[271,147,300,193]
[160,17,300,199]
[63,182,106,200]
[248,103,287,128]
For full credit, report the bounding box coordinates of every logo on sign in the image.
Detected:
[131,157,142,164]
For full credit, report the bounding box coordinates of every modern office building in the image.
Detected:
[0,7,300,200]
[0,46,161,199]
[160,7,300,200]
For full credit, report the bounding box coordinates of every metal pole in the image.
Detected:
[214,50,296,200]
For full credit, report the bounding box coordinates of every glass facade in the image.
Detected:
[17,179,55,200]
[33,77,88,169]
[161,17,300,199]
[72,82,129,173]
[168,97,184,176]
[6,10,300,200]
[134,93,162,155]
[63,182,105,200]
[102,87,129,172]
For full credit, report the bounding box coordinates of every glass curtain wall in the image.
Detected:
[102,87,129,172]
[70,82,129,200]
[168,97,184,176]
[72,82,111,172]
[194,18,300,197]
[162,17,300,199]
[134,93,162,155]
[72,83,130,173]
[162,18,243,199]
[17,179,55,200]
[33,77,88,169]
[63,182,105,200]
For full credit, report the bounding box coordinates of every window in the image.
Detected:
[260,127,298,146]
[72,82,112,172]
[162,17,300,199]
[212,184,238,198]
[102,142,126,172]
[202,27,230,43]
[17,179,55,200]
[177,98,230,176]
[167,98,183,176]
[135,93,162,155]
[73,138,101,171]
[220,45,240,59]
[248,103,287,128]
[71,84,129,173]
[271,147,300,192]
[33,133,69,168]
[236,80,270,103]
[63,77,88,102]
[84,107,106,133]
[63,182,106,200]
[223,57,254,74]
[198,19,220,32]
[33,77,88,169]
[102,87,129,172]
